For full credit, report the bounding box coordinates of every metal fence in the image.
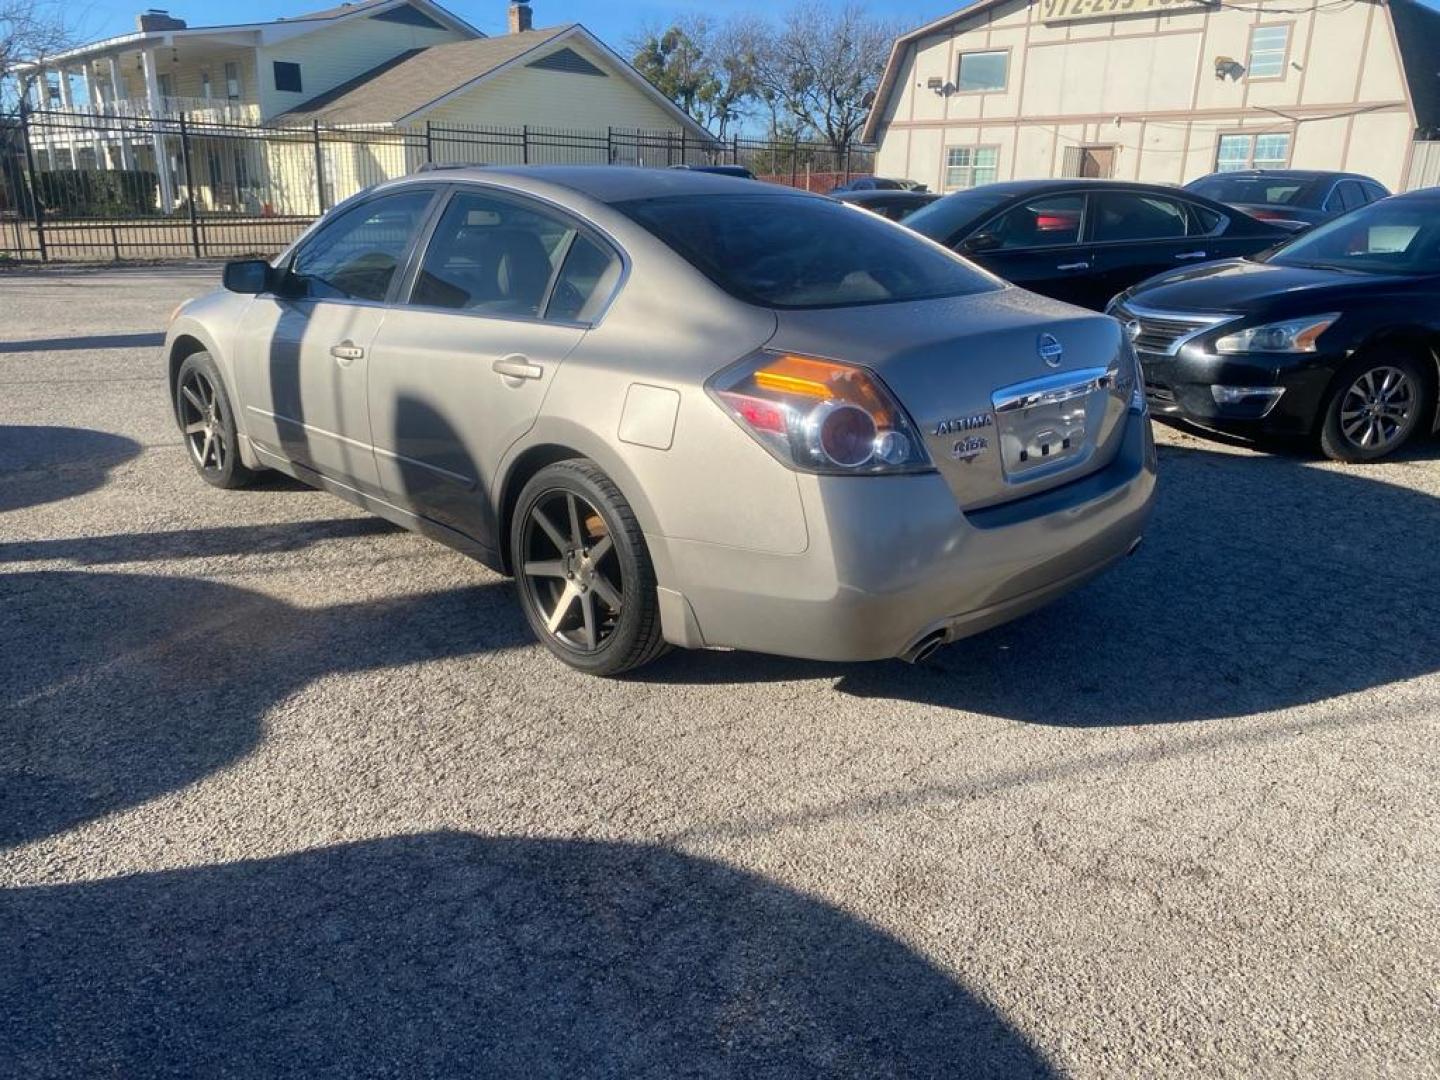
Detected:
[1,110,874,263]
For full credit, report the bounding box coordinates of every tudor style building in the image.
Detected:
[863,0,1440,194]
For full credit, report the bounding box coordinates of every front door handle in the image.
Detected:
[1175,251,1209,261]
[330,341,365,363]
[1056,261,1090,271]
[492,355,543,381]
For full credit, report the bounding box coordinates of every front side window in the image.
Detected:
[616,194,999,309]
[957,50,1008,93]
[969,195,1084,251]
[291,189,434,302]
[224,61,242,100]
[1215,132,1290,172]
[1092,193,1192,243]
[1248,25,1290,79]
[410,190,613,320]
[944,146,999,190]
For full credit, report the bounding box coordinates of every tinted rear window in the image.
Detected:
[616,194,998,309]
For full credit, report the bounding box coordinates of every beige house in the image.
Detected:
[863,0,1440,194]
[21,0,707,213]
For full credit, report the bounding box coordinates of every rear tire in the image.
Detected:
[174,351,256,489]
[1318,352,1431,463]
[510,459,668,676]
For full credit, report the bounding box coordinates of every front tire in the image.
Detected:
[1318,353,1431,463]
[511,460,668,676]
[174,351,256,489]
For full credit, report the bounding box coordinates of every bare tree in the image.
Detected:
[631,15,759,140]
[756,2,896,154]
[1,0,73,115]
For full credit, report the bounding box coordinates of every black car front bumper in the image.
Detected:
[1139,344,1341,436]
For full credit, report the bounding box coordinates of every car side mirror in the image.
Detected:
[960,233,1001,255]
[222,259,273,294]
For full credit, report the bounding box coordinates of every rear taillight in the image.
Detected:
[707,351,932,475]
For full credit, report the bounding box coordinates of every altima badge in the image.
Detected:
[951,435,989,462]
[1038,333,1064,368]
[933,413,993,436]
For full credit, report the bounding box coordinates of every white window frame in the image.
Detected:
[1247,24,1291,80]
[944,145,1000,191]
[224,61,242,101]
[956,49,1010,94]
[1214,132,1291,172]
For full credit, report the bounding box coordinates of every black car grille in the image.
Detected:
[1112,305,1225,356]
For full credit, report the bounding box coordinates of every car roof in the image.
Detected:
[402,164,791,203]
[1389,186,1440,203]
[835,189,935,203]
[959,178,1194,198]
[1191,169,1375,182]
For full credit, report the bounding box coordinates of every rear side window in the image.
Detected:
[1092,192,1191,242]
[409,191,584,319]
[617,194,997,308]
[970,194,1083,250]
[547,234,621,322]
[291,189,433,302]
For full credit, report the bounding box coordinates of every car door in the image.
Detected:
[233,187,439,495]
[1088,190,1221,301]
[958,193,1097,307]
[366,186,623,556]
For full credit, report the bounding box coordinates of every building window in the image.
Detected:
[201,71,212,99]
[945,146,1000,190]
[225,61,242,100]
[1216,132,1291,171]
[957,50,1008,93]
[273,62,303,94]
[1247,25,1289,79]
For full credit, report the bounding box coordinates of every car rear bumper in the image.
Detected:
[650,408,1156,663]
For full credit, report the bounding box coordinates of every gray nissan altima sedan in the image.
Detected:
[163,166,1156,675]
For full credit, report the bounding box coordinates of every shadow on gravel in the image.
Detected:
[0,831,1053,1079]
[641,444,1440,726]
[0,569,528,849]
[0,516,397,564]
[0,425,142,513]
[0,331,166,353]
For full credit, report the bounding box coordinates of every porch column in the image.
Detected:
[55,67,77,168]
[108,56,134,170]
[85,64,109,168]
[141,47,175,212]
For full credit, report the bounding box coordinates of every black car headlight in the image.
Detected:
[1214,314,1338,355]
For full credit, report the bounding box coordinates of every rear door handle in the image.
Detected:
[1175,251,1209,261]
[492,355,543,381]
[330,341,365,362]
[1056,261,1090,271]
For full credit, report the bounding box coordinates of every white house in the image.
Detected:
[863,0,1440,194]
[20,0,709,212]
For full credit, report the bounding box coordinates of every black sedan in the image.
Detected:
[1111,189,1440,462]
[903,180,1291,310]
[832,189,939,222]
[1185,170,1389,232]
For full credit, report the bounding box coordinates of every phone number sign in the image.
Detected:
[1040,0,1211,22]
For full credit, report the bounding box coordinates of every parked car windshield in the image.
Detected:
[1188,176,1313,207]
[617,194,999,308]
[902,188,1016,244]
[1267,200,1440,275]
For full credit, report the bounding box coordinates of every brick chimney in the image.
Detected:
[508,1,533,33]
[136,8,188,31]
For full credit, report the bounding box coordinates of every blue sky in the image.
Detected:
[72,0,959,47]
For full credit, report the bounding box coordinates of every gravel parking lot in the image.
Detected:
[3,266,1438,1079]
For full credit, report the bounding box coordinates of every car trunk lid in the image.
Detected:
[767,289,1134,510]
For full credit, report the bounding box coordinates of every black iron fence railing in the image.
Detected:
[1,110,875,262]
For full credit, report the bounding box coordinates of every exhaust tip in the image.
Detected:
[902,631,947,665]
